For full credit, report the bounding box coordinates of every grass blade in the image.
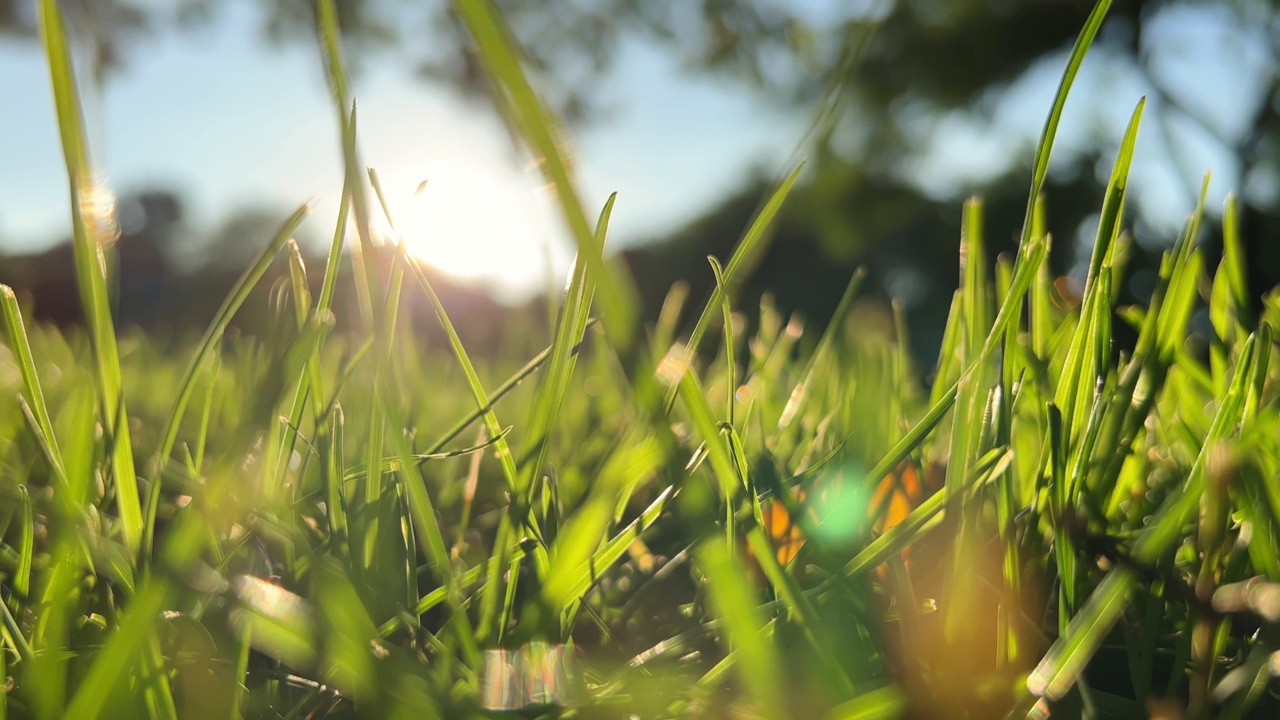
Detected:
[38,0,142,556]
[155,204,310,469]
[453,0,639,350]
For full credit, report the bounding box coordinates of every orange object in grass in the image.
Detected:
[758,461,943,574]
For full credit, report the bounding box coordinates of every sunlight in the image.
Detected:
[371,160,563,300]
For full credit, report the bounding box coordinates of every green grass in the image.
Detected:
[3,0,1280,717]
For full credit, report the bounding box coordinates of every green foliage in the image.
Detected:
[6,0,1280,718]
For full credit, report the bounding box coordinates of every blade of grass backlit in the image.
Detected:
[39,0,142,556]
[424,319,596,454]
[1030,197,1052,362]
[1156,175,1210,361]
[1,289,88,527]
[1018,0,1112,252]
[326,403,350,562]
[708,257,738,426]
[1,287,66,481]
[519,195,616,504]
[63,582,168,719]
[272,240,316,491]
[675,164,806,391]
[679,369,741,503]
[961,197,990,357]
[931,291,965,405]
[354,237,406,577]
[360,384,386,571]
[407,258,524,506]
[1054,99,1142,438]
[317,176,351,314]
[383,393,482,670]
[317,0,376,325]
[453,0,638,350]
[1210,193,1250,389]
[13,486,33,612]
[17,397,81,526]
[1030,328,1265,703]
[697,537,786,719]
[407,254,554,644]
[651,281,690,365]
[938,0,1111,431]
[541,443,665,617]
[1221,193,1251,329]
[155,204,309,468]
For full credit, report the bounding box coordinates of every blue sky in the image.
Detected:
[0,3,1269,300]
[0,3,803,300]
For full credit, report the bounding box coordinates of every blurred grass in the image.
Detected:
[4,0,1280,718]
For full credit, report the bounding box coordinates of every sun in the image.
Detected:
[370,159,564,300]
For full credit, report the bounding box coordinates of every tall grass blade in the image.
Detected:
[155,204,310,468]
[1030,327,1265,702]
[62,583,168,720]
[1054,99,1142,438]
[679,164,806,376]
[38,0,142,556]
[452,0,639,350]
[697,537,786,719]
[519,195,616,503]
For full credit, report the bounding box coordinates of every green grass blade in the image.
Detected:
[10,485,33,615]
[519,195,616,498]
[407,254,552,642]
[1054,99,1142,436]
[1221,193,1251,329]
[708,257,738,426]
[827,686,908,720]
[316,1,376,326]
[1030,328,1264,702]
[1017,0,1112,253]
[317,176,351,315]
[541,447,667,616]
[407,258,522,498]
[961,196,990,357]
[453,0,639,350]
[678,369,740,502]
[155,203,309,469]
[697,537,786,719]
[384,393,482,669]
[1,287,66,479]
[423,319,596,455]
[62,582,168,720]
[679,164,806,374]
[38,0,142,556]
[742,525,856,695]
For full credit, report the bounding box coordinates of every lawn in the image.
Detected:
[2,0,1280,718]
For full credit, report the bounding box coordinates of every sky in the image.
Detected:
[0,2,1270,302]
[0,3,804,302]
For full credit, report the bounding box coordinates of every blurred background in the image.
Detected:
[1,0,1277,365]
